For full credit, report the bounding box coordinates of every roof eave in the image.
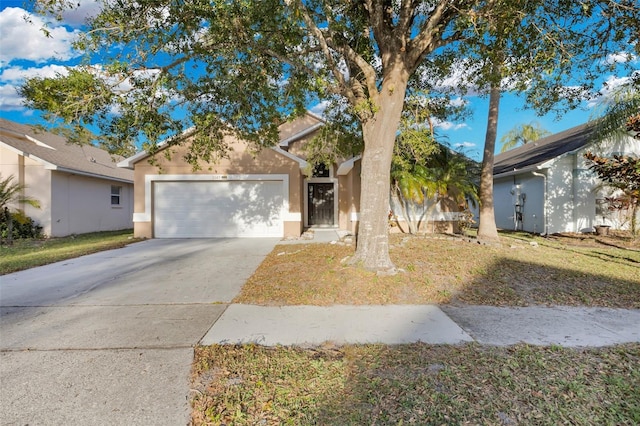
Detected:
[270,146,309,170]
[0,140,58,169]
[278,122,324,148]
[55,166,133,183]
[493,163,548,179]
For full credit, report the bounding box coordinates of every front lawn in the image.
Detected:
[0,229,138,275]
[235,232,640,308]
[191,343,640,425]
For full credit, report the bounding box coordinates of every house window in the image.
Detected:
[312,163,330,178]
[111,186,122,205]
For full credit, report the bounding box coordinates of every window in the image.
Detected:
[111,185,122,205]
[312,163,330,178]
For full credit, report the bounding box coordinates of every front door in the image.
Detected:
[308,182,334,226]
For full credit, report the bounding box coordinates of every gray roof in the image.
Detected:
[493,122,596,176]
[0,119,133,183]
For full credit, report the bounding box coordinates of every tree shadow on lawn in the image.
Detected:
[453,256,640,309]
[191,343,640,425]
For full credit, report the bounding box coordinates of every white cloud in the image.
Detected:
[309,100,329,117]
[586,73,637,108]
[0,7,80,66]
[0,83,23,111]
[59,0,102,27]
[433,118,467,131]
[0,64,71,111]
[604,51,637,65]
[455,141,476,148]
[0,64,70,83]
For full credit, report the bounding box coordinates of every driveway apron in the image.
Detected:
[0,238,278,425]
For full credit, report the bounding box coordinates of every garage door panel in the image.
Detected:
[154,181,284,238]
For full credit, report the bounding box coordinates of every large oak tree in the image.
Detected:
[22,0,639,270]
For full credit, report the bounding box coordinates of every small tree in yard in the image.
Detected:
[584,153,640,236]
[390,101,440,234]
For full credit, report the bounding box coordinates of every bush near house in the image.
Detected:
[0,210,43,241]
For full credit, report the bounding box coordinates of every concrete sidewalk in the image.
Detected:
[201,303,640,348]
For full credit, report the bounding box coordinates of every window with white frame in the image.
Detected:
[111,185,122,205]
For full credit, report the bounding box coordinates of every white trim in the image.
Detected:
[117,127,196,169]
[270,146,309,170]
[278,122,324,147]
[135,174,294,224]
[337,155,362,176]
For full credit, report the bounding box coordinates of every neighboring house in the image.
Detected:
[0,119,134,237]
[492,123,640,235]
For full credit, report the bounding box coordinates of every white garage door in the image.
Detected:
[154,180,284,238]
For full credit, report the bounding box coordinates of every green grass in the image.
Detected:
[191,343,640,425]
[0,229,138,274]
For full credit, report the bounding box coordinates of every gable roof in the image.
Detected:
[0,119,133,183]
[493,122,596,177]
[118,112,325,169]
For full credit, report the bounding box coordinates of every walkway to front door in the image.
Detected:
[308,182,334,226]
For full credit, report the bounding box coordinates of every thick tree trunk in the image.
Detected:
[477,81,501,242]
[351,76,408,271]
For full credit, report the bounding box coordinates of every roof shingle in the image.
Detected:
[0,119,133,183]
[493,123,596,176]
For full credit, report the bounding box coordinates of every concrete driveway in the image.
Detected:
[0,238,278,425]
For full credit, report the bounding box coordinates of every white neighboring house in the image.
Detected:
[492,123,640,235]
[0,119,134,237]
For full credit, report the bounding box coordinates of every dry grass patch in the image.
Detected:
[191,343,640,425]
[235,233,640,308]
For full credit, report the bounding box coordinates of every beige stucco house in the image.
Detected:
[0,119,134,237]
[118,113,361,239]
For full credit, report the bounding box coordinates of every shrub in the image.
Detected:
[0,210,44,240]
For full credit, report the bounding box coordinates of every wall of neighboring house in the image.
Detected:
[493,174,545,234]
[1,147,132,237]
[1,145,53,234]
[494,134,640,235]
[49,172,133,237]
[545,154,578,234]
[572,135,640,232]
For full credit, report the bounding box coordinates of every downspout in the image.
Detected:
[531,171,548,235]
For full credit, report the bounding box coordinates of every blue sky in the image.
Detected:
[0,1,636,161]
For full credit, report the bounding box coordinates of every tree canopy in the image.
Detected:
[21,0,640,270]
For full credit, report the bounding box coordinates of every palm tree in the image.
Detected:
[423,148,480,227]
[591,74,640,142]
[499,122,551,152]
[1,174,41,244]
[391,162,431,234]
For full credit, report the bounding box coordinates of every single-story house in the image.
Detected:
[118,112,361,239]
[119,112,475,239]
[492,123,640,234]
[0,118,134,237]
